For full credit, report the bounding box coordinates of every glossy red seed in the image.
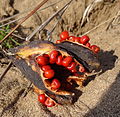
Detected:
[67,62,76,70]
[85,42,91,48]
[49,50,59,64]
[56,40,62,44]
[51,79,61,90]
[38,94,46,104]
[36,56,49,66]
[44,97,55,107]
[71,69,77,73]
[62,56,73,67]
[41,65,51,71]
[44,69,55,79]
[60,31,69,40]
[68,36,76,41]
[80,35,90,45]
[56,55,63,65]
[79,65,86,72]
[91,45,100,53]
[43,54,49,58]
[74,37,81,43]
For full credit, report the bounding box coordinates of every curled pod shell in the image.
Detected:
[8,40,100,105]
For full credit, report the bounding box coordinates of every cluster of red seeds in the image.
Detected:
[56,31,100,54]
[36,50,85,107]
[36,50,81,89]
[36,31,100,107]
[38,94,55,107]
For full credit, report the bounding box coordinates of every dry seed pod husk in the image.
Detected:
[8,40,100,104]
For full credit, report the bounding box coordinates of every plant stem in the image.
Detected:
[0,0,49,44]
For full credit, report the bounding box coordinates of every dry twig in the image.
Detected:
[0,0,64,28]
[81,0,103,27]
[0,62,13,82]
[80,10,120,36]
[0,0,49,44]
[106,10,120,30]
[26,0,73,41]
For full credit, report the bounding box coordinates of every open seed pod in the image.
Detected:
[55,40,100,72]
[8,40,100,105]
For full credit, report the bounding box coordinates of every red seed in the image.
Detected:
[51,79,61,90]
[74,37,81,43]
[44,97,55,107]
[43,54,49,58]
[62,56,73,67]
[36,56,49,66]
[67,62,76,70]
[85,42,91,48]
[56,40,62,44]
[38,94,46,104]
[71,69,77,73]
[60,31,69,40]
[56,55,63,65]
[68,36,76,41]
[49,50,59,64]
[91,45,100,53]
[44,69,55,79]
[80,35,90,45]
[41,65,51,71]
[79,65,86,72]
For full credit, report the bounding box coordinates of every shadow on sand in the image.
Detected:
[83,49,118,87]
[85,71,120,117]
[84,50,119,117]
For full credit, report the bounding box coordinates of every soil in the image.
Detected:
[0,0,120,117]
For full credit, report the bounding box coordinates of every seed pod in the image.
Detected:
[56,41,100,72]
[8,40,100,105]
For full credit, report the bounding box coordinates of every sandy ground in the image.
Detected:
[0,0,120,117]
